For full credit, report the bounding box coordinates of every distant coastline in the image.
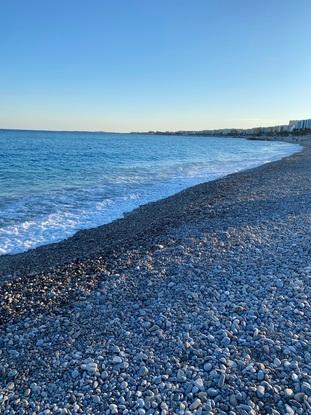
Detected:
[132,117,311,140]
[2,117,311,138]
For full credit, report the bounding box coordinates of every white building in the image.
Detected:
[289,119,311,130]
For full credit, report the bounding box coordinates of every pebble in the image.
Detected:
[301,382,311,396]
[284,388,294,398]
[207,388,219,397]
[257,370,265,381]
[203,362,213,372]
[112,356,123,364]
[109,403,118,414]
[256,385,265,398]
[139,366,149,377]
[194,377,204,390]
[81,362,98,374]
[190,398,202,410]
[285,404,295,415]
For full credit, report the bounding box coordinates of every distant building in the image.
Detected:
[289,119,311,131]
[145,117,311,137]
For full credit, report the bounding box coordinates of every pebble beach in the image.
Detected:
[0,136,310,415]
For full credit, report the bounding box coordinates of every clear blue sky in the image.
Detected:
[1,0,310,132]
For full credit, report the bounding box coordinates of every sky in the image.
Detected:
[0,0,310,132]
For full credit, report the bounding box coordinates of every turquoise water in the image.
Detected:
[0,130,300,255]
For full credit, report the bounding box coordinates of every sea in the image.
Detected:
[0,129,300,255]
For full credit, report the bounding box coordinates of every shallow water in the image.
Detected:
[0,130,300,255]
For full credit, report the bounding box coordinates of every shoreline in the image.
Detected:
[0,135,310,414]
[0,134,309,320]
[0,134,300,261]
[0,135,304,280]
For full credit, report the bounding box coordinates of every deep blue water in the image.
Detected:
[0,130,300,255]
